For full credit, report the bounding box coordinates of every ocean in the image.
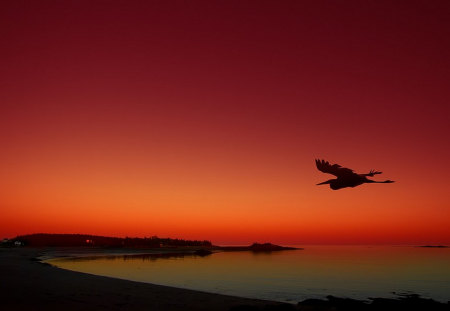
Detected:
[48,245,450,303]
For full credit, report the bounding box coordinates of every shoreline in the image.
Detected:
[1,247,448,310]
[0,247,286,311]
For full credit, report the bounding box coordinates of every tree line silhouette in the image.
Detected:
[13,233,212,247]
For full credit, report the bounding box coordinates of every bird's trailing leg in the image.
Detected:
[367,179,395,183]
[364,170,382,177]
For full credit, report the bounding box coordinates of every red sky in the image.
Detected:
[1,1,449,244]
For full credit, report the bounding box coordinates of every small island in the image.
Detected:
[219,242,301,252]
[418,245,448,248]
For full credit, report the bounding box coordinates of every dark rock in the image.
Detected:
[194,249,212,256]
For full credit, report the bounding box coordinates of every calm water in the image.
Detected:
[48,246,450,303]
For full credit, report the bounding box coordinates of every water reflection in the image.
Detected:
[48,246,450,303]
[56,252,210,263]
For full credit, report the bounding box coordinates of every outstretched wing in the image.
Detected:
[315,159,355,178]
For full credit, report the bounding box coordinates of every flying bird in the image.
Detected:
[315,159,394,190]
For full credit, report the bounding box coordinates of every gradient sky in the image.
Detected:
[1,0,449,244]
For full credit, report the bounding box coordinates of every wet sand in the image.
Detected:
[0,248,285,311]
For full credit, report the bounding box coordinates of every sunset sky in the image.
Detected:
[1,1,449,245]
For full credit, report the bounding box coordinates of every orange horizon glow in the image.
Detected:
[1,1,450,245]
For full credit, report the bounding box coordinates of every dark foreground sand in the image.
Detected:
[0,248,286,311]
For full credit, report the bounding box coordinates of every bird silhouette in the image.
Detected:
[315,159,394,190]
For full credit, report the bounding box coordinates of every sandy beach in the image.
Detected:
[0,248,286,311]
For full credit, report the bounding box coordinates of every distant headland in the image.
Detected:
[3,233,211,248]
[1,234,300,252]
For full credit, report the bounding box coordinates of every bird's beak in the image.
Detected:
[316,181,330,185]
